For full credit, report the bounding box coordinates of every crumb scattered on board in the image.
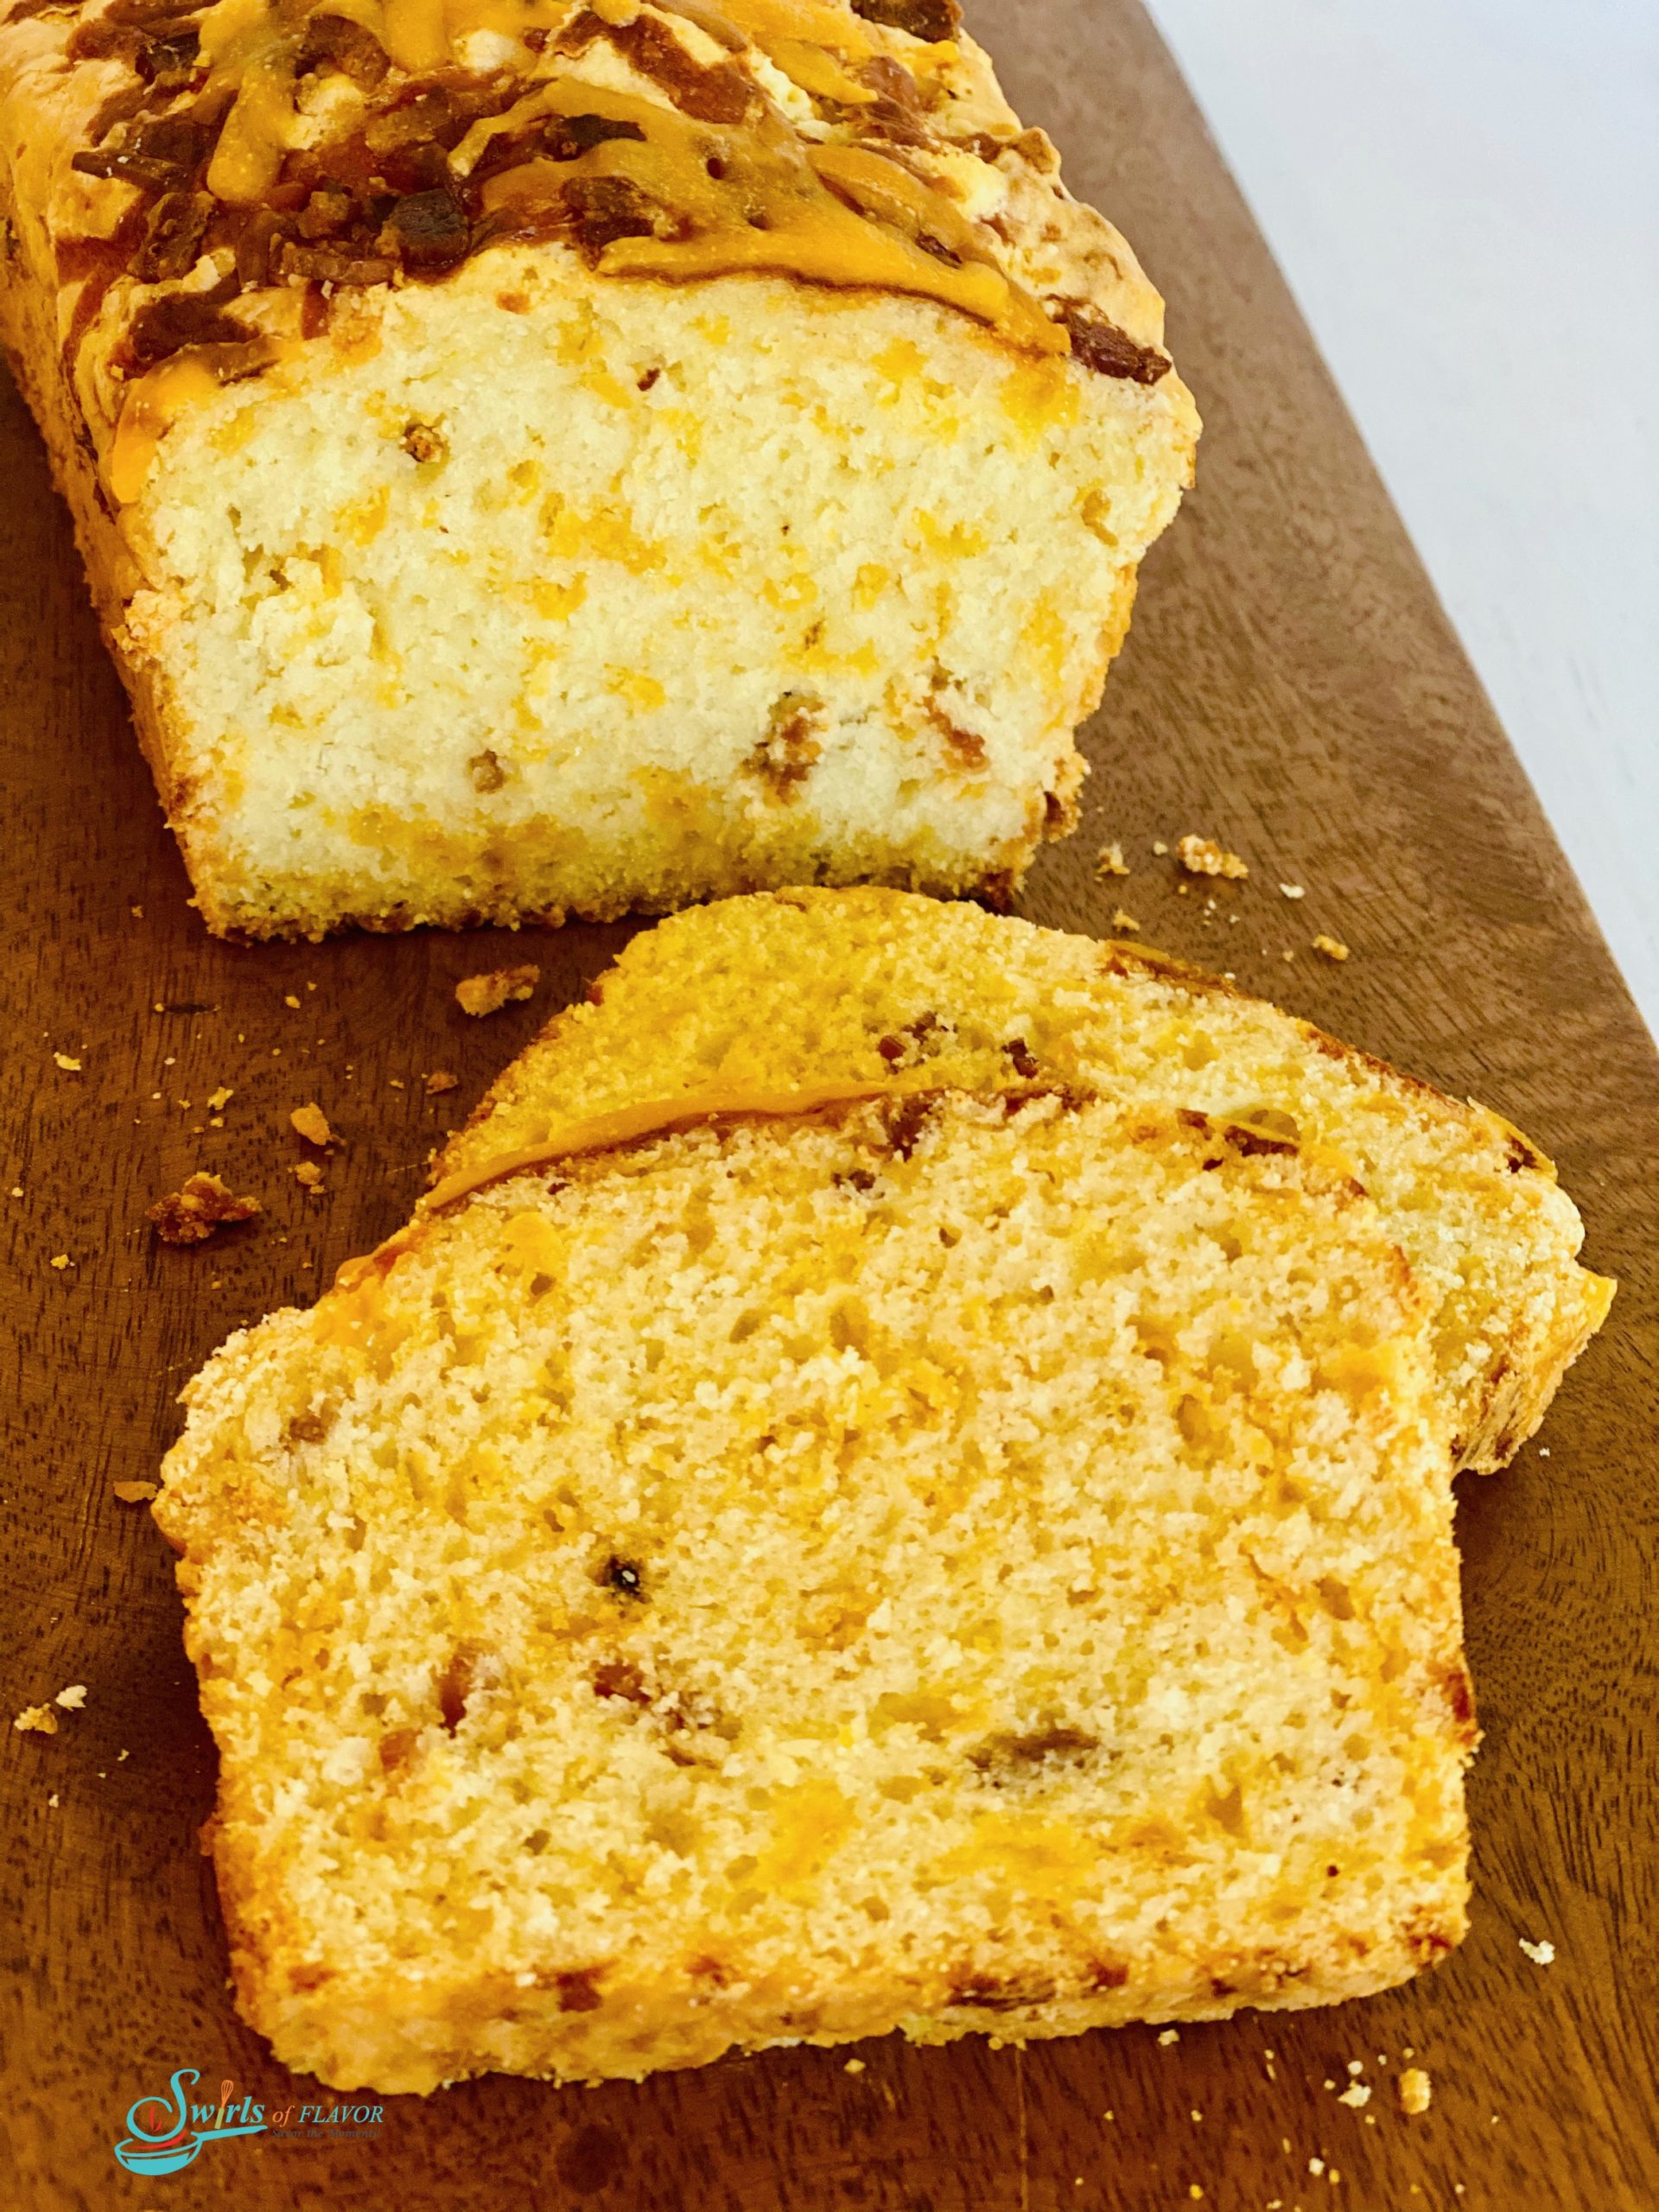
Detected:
[207,1084,233,1112]
[289,1102,333,1147]
[1176,834,1249,880]
[456,963,540,1018]
[293,1160,326,1192]
[1398,2067,1433,2114]
[1280,882,1306,899]
[49,1254,71,1270]
[1519,1936,1556,1966]
[113,1481,158,1503]
[1111,908,1141,933]
[1313,933,1351,962]
[54,1051,82,1072]
[14,1685,86,1735]
[1096,841,1129,878]
[1157,2027,1179,2046]
[147,1171,262,1245]
[425,1071,459,1096]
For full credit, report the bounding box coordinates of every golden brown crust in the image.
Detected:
[2,0,1180,502]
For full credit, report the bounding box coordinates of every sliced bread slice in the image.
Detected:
[160,1084,1474,2093]
[439,888,1613,1471]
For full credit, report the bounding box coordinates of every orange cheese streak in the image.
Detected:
[417,1078,906,1216]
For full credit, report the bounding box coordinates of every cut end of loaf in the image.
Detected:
[121,264,1184,938]
[159,1084,1472,2094]
[1,0,1199,937]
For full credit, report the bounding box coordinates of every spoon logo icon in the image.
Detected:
[113,2068,267,2175]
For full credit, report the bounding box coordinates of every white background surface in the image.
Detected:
[1142,0,1659,1039]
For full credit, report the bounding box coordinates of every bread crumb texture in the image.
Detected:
[162,1085,1471,2092]
[440,892,1612,1476]
[156,894,1610,2094]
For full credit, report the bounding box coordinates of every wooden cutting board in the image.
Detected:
[3,3,1655,2205]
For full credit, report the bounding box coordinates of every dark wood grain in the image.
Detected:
[3,3,1655,2205]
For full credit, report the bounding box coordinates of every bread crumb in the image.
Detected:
[1110,908,1141,933]
[843,2057,865,2074]
[1157,2028,1180,2046]
[112,1481,159,1503]
[1337,2084,1370,2108]
[293,1160,326,1192]
[49,1254,71,1270]
[130,905,143,918]
[1188,2190,1204,2202]
[1397,2067,1432,2114]
[55,1684,86,1710]
[1345,2060,1364,2076]
[1313,935,1351,962]
[456,963,541,1017]
[1279,883,1306,899]
[1518,1936,1556,1966]
[147,1173,262,1245]
[289,1102,333,1147]
[207,1085,234,1112]
[1308,2158,1325,2177]
[13,1705,57,1735]
[1176,834,1249,880]
[53,1051,82,1071]
[48,1790,59,1805]
[9,1186,21,1198]
[1151,839,1168,855]
[425,1071,460,1096]
[1096,841,1129,877]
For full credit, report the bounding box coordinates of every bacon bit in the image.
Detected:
[455,964,540,1017]
[113,1481,159,1503]
[293,1160,326,1192]
[402,420,448,464]
[424,1071,460,1096]
[1096,841,1129,877]
[1313,934,1351,962]
[289,1102,333,1147]
[1053,301,1171,385]
[1176,834,1249,880]
[851,0,962,39]
[146,1171,262,1245]
[1111,908,1141,933]
[13,1706,57,1736]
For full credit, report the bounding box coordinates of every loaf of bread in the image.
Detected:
[156,896,1610,2094]
[0,0,1198,938]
